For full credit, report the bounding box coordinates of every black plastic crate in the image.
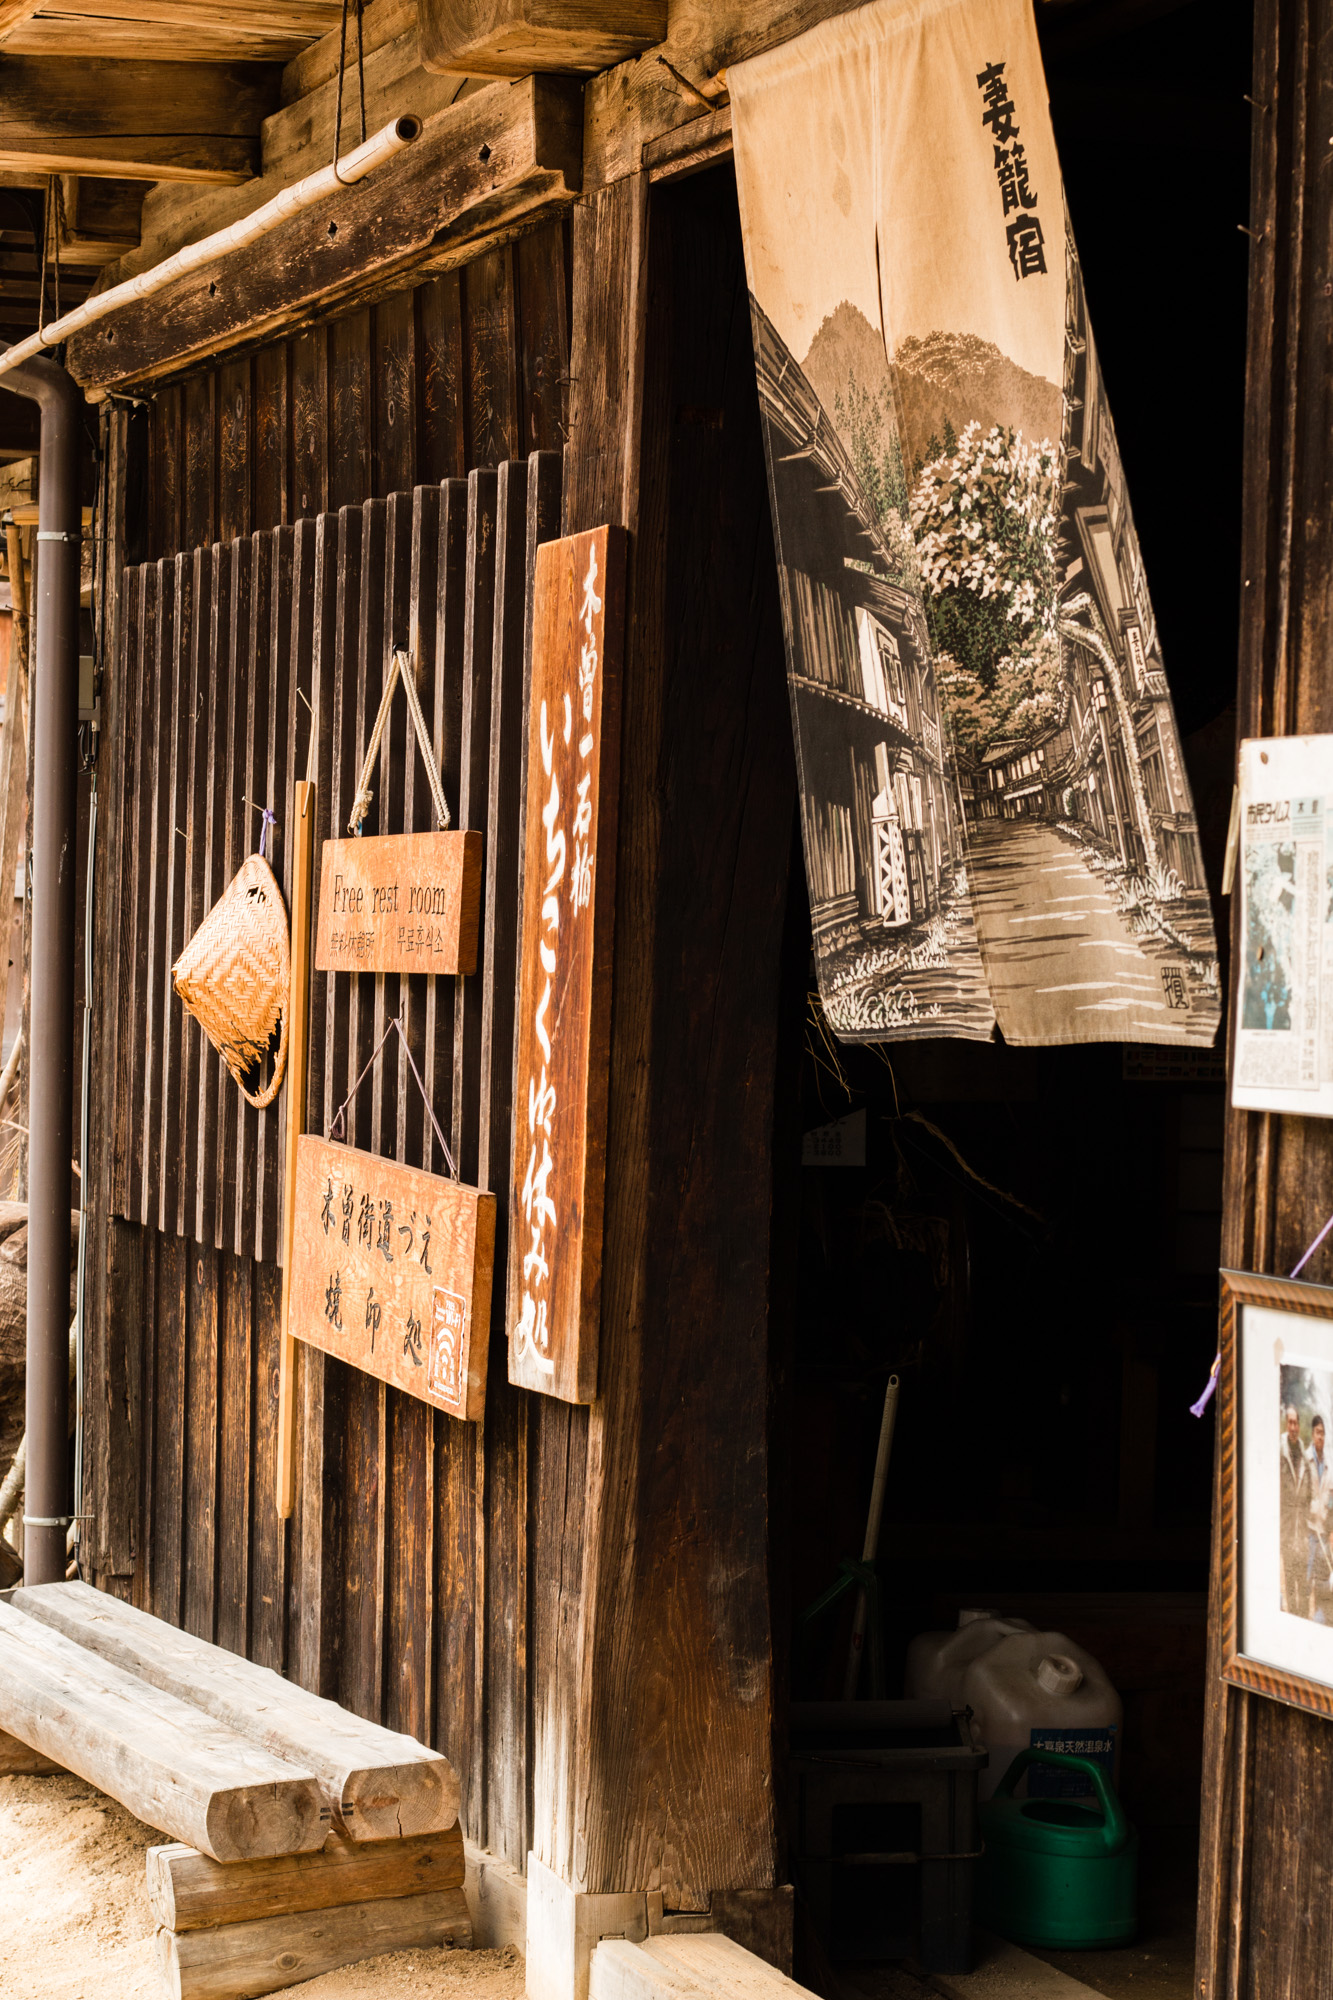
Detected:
[790,1698,987,1974]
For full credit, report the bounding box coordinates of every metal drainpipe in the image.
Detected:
[1,349,80,1585]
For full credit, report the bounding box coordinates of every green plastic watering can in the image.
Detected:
[977,1748,1138,1950]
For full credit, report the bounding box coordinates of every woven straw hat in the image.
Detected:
[173,852,290,1108]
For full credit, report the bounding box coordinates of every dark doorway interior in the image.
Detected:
[764,2,1254,1993]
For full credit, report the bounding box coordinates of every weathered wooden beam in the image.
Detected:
[0,58,278,183]
[0,0,41,43]
[2,0,342,57]
[0,1722,62,1773]
[4,17,333,62]
[418,0,665,77]
[0,1599,327,1860]
[157,1888,472,2000]
[66,75,581,388]
[0,456,35,509]
[56,176,146,265]
[280,0,416,99]
[641,106,731,184]
[109,26,468,280]
[147,1825,465,1931]
[13,1580,460,1838]
[0,276,96,304]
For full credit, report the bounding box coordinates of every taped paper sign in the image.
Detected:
[1233,736,1333,1119]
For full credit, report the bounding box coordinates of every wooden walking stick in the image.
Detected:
[276,781,315,1519]
[843,1372,901,1700]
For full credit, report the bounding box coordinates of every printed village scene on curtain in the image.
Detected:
[731,0,1220,1048]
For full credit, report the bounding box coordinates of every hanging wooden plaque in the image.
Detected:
[507,525,626,1404]
[314,831,483,977]
[289,1134,495,1421]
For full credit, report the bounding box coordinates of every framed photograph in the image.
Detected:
[1221,1268,1333,1716]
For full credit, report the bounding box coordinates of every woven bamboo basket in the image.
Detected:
[172,852,290,1108]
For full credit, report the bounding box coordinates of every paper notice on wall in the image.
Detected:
[1233,736,1333,1117]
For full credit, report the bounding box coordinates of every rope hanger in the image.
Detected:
[330,1007,459,1182]
[348,647,452,837]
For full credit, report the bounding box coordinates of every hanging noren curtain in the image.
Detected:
[732,0,1220,1049]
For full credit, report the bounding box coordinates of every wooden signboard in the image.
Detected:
[289,1134,495,1421]
[314,832,483,977]
[508,525,626,1403]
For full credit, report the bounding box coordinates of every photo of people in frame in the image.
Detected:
[1279,1361,1333,1623]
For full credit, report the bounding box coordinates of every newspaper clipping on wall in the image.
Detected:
[1234,735,1333,1118]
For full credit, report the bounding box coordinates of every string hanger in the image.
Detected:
[348,647,452,837]
[1190,1210,1333,1418]
[331,0,367,184]
[330,1007,458,1182]
[243,798,278,859]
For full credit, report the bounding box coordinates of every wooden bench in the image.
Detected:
[0,1579,470,1997]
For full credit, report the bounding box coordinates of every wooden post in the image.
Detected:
[277,779,315,1519]
[527,168,794,1999]
[1196,3,1333,1995]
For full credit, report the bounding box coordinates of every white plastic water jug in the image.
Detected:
[904,1608,1037,1705]
[906,1611,1122,1801]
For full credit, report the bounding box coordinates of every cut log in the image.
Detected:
[417,0,666,77]
[12,1580,459,1838]
[0,1722,63,1774]
[156,1886,472,2000]
[0,1600,326,1860]
[147,1823,465,1932]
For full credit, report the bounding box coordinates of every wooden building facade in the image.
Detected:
[79,170,797,1938]
[0,0,1324,1995]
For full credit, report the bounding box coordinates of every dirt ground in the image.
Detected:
[0,1773,525,2000]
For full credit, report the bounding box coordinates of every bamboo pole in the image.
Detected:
[842,1372,900,1700]
[277,781,315,1519]
[0,118,421,383]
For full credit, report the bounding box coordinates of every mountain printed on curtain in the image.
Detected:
[732,0,1220,1048]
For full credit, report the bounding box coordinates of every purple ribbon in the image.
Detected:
[1190,1359,1219,1420]
[258,805,276,860]
[1191,1208,1333,1418]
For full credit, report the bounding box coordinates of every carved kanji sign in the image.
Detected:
[290,1134,495,1420]
[508,526,625,1403]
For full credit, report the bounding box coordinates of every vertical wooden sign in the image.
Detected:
[508,525,625,1402]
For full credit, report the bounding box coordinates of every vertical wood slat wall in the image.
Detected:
[107,471,550,1268]
[85,227,569,1865]
[1198,3,1333,1995]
